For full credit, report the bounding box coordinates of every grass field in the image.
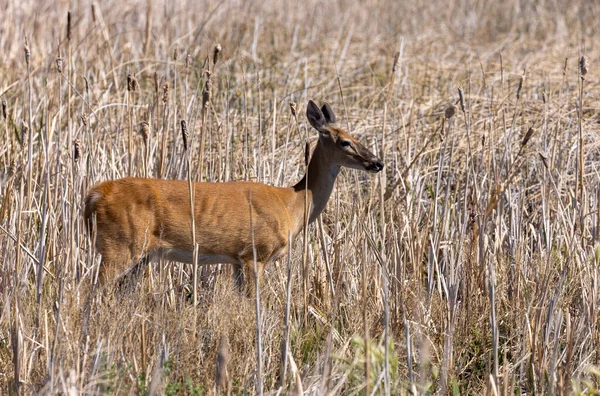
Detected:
[1,0,600,394]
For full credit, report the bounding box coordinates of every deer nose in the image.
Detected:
[374,161,384,171]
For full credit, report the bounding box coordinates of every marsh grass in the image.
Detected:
[1,0,600,394]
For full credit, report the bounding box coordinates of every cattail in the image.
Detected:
[579,56,588,78]
[304,141,310,166]
[2,100,6,120]
[289,102,297,118]
[24,39,30,67]
[186,54,191,69]
[162,81,170,104]
[458,87,465,112]
[154,72,159,95]
[66,11,72,41]
[563,58,568,77]
[139,121,150,145]
[73,139,81,162]
[392,51,400,74]
[83,76,90,95]
[173,46,178,61]
[81,113,88,127]
[539,152,549,169]
[56,56,63,73]
[127,73,139,92]
[202,72,212,108]
[542,91,547,104]
[213,43,222,66]
[521,127,534,148]
[215,335,230,395]
[180,120,188,151]
[21,121,29,147]
[516,75,524,99]
[91,3,96,23]
[445,104,456,119]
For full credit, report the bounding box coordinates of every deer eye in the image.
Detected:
[341,140,352,147]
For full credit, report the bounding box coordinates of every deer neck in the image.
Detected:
[291,139,340,227]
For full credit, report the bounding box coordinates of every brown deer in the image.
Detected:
[84,100,383,292]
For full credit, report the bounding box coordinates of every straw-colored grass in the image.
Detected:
[1,0,600,394]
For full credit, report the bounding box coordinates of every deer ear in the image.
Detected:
[321,103,336,124]
[306,100,328,132]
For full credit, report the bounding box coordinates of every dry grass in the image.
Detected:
[1,0,600,394]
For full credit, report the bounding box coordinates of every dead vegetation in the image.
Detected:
[1,0,600,394]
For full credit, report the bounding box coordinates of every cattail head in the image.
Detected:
[56,56,63,73]
[24,39,31,67]
[289,102,297,118]
[162,81,170,104]
[202,71,212,108]
[213,43,222,66]
[81,113,88,127]
[1,100,6,120]
[392,51,400,74]
[67,11,72,41]
[458,87,465,112]
[139,121,150,146]
[21,121,29,147]
[180,120,188,151]
[539,152,548,169]
[542,91,547,104]
[73,139,81,162]
[154,72,159,95]
[521,127,534,149]
[563,58,568,77]
[173,46,178,61]
[186,54,191,69]
[445,104,456,119]
[127,73,139,92]
[579,56,588,78]
[516,74,525,99]
[91,3,96,23]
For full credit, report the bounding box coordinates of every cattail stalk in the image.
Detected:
[199,72,212,179]
[378,49,400,393]
[577,55,588,205]
[248,193,263,396]
[181,118,198,307]
[24,37,33,210]
[67,11,73,193]
[144,0,152,56]
[158,80,170,177]
[127,74,133,176]
[362,239,370,395]
[280,232,293,389]
[300,111,310,327]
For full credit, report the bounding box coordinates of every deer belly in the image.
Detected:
[151,248,240,265]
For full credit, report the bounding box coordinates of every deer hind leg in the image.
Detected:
[96,240,145,284]
[98,254,149,295]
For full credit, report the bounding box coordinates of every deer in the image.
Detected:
[84,100,383,293]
